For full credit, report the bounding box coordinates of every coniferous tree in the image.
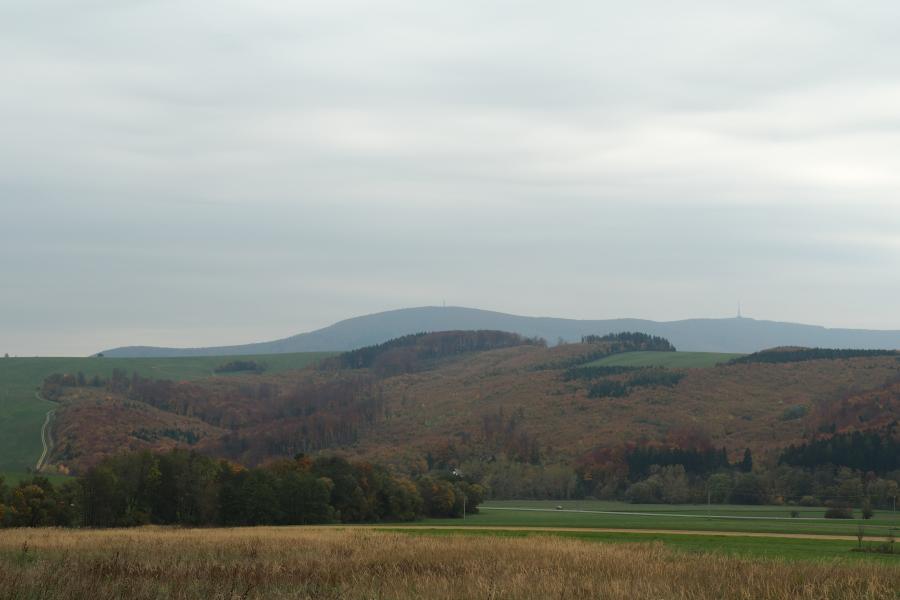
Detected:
[739,448,753,473]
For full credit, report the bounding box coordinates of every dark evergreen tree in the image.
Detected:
[739,448,753,473]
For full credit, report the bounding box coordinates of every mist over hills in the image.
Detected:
[99,306,900,358]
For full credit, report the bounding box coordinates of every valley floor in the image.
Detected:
[440,500,900,538]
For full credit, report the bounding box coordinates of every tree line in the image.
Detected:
[537,333,677,371]
[626,445,739,479]
[586,368,686,398]
[214,360,266,374]
[0,450,484,528]
[563,365,640,380]
[567,431,900,510]
[729,348,898,365]
[581,332,676,352]
[562,364,686,398]
[779,425,899,474]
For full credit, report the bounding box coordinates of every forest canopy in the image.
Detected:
[779,425,899,474]
[729,348,898,365]
[581,332,676,352]
[0,450,484,528]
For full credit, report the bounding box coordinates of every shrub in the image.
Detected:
[729,473,767,505]
[587,380,629,398]
[627,369,685,389]
[779,405,807,421]
[707,473,732,504]
[824,506,854,519]
[214,360,266,374]
[563,365,639,380]
[625,480,660,504]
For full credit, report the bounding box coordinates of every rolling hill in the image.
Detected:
[0,352,334,472]
[99,306,900,358]
[43,333,900,492]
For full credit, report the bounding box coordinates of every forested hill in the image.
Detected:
[100,306,900,358]
[42,334,900,501]
[323,330,543,375]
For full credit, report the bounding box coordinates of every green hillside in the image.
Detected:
[0,352,334,472]
[584,351,744,369]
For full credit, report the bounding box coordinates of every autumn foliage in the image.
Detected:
[38,332,900,506]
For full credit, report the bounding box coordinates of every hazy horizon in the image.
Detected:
[4,2,900,355]
[10,305,900,357]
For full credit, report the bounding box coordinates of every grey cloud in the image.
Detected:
[2,1,900,355]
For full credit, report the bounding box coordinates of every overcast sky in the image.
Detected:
[3,1,900,356]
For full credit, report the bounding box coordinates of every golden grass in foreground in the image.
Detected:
[0,527,898,599]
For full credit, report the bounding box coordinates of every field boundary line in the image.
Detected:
[359,524,893,542]
[480,506,899,530]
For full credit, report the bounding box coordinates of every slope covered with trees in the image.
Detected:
[324,330,542,375]
[37,333,900,509]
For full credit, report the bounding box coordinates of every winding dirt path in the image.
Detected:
[34,392,55,472]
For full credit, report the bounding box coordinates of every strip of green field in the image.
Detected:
[0,471,73,487]
[584,351,744,369]
[422,500,900,538]
[389,528,900,563]
[0,352,334,472]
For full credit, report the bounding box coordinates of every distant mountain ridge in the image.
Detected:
[99,306,900,358]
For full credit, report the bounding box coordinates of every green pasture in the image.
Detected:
[0,352,334,472]
[0,471,73,487]
[390,527,900,563]
[423,500,900,538]
[584,351,744,369]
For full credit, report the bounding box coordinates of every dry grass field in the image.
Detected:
[1,527,897,600]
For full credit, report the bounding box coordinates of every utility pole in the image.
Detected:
[707,487,711,519]
[463,494,467,520]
